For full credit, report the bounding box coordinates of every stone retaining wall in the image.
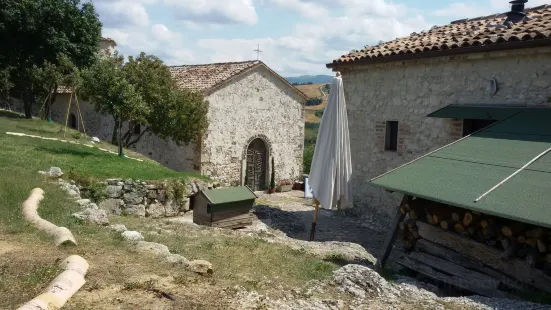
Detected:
[80,178,218,218]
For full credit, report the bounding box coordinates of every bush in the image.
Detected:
[315,109,324,118]
[306,98,322,106]
[303,144,315,174]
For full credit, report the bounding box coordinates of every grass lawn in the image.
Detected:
[0,110,340,309]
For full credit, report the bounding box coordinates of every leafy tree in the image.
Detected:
[303,144,315,174]
[121,53,208,148]
[81,53,147,156]
[0,0,102,118]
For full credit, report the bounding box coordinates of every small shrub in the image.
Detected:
[315,109,324,118]
[303,144,315,174]
[73,132,82,140]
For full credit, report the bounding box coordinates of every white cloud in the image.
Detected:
[163,0,258,26]
[103,24,194,65]
[262,0,329,19]
[95,0,150,27]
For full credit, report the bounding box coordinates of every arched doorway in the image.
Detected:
[246,138,268,191]
[69,113,77,129]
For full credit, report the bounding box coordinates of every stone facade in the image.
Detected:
[340,47,551,216]
[49,65,304,187]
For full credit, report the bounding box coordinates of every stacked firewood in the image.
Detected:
[399,198,551,274]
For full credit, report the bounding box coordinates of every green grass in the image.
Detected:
[0,110,340,308]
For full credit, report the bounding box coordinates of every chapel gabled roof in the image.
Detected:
[327,4,551,68]
[169,61,308,100]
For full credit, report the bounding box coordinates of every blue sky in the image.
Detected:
[93,0,548,76]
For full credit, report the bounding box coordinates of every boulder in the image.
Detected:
[146,203,165,218]
[135,241,170,257]
[166,254,189,266]
[86,202,99,210]
[75,199,91,208]
[39,167,64,178]
[106,178,122,185]
[123,192,143,205]
[188,260,213,275]
[125,204,146,217]
[91,137,100,143]
[147,190,158,199]
[72,208,109,226]
[124,179,133,185]
[99,199,125,216]
[332,264,397,299]
[109,224,127,233]
[180,198,191,212]
[164,201,180,217]
[145,184,160,190]
[122,231,144,241]
[106,185,123,198]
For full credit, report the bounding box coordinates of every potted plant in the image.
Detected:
[268,157,276,194]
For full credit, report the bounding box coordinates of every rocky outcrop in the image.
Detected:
[72,208,109,226]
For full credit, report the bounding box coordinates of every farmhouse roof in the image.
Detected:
[169,61,308,100]
[327,4,551,68]
[370,107,551,229]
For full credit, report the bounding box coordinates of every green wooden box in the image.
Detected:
[191,186,258,229]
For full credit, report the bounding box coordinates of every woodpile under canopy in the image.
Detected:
[397,197,551,297]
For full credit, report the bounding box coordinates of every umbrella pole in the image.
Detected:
[309,198,319,241]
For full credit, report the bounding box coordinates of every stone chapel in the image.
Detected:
[50,38,307,189]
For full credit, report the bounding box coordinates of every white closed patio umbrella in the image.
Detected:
[308,72,353,241]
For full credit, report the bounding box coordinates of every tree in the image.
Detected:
[0,0,102,118]
[81,53,147,156]
[81,52,209,156]
[121,53,208,148]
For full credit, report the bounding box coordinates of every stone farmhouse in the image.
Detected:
[50,39,307,189]
[327,3,551,217]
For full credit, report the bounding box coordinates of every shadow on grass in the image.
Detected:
[0,110,25,119]
[35,145,99,158]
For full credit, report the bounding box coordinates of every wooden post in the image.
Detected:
[309,198,320,241]
[375,195,410,271]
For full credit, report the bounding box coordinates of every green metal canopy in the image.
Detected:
[428,104,526,120]
[371,108,551,228]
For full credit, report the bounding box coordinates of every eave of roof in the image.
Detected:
[370,108,551,228]
[327,4,551,69]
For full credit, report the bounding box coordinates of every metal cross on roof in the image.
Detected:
[254,44,263,60]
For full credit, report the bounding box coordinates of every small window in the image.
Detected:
[69,113,77,129]
[385,121,399,151]
[133,123,141,135]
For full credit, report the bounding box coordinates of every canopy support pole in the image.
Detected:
[309,198,320,241]
[375,195,411,271]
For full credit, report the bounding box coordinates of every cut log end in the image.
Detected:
[452,213,460,222]
[440,221,449,230]
[463,213,473,227]
[502,226,513,238]
[454,223,465,234]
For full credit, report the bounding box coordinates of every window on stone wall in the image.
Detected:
[385,121,398,152]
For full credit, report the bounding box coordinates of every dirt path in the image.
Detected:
[253,191,395,262]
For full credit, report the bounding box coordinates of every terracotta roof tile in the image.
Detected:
[329,5,551,67]
[169,61,261,92]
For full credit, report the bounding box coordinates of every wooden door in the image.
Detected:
[246,139,267,191]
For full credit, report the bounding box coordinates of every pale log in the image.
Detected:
[416,221,551,293]
[463,212,473,227]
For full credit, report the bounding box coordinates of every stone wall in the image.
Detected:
[201,65,305,186]
[80,178,217,218]
[340,47,551,217]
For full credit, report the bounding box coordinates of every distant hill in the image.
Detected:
[285,75,333,85]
